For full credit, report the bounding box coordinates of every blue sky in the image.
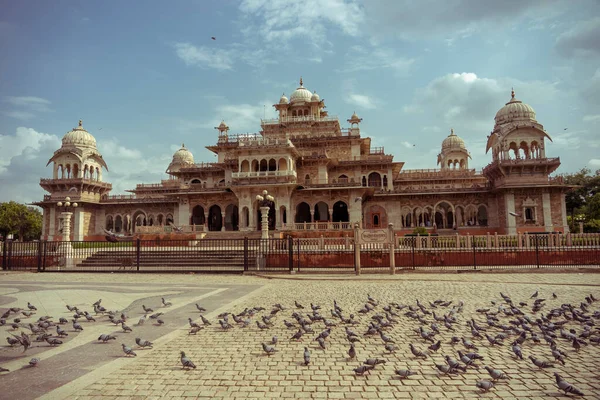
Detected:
[1,0,599,203]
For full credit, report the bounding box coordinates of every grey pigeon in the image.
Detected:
[98,334,117,343]
[156,319,164,325]
[271,336,278,345]
[409,344,427,359]
[364,358,386,366]
[121,343,137,357]
[28,358,40,367]
[511,342,523,359]
[45,337,62,346]
[476,380,495,392]
[485,366,509,380]
[200,315,211,326]
[189,326,203,335]
[195,304,207,312]
[353,365,374,375]
[435,364,458,375]
[121,322,132,333]
[394,369,417,378]
[161,297,172,307]
[7,337,19,346]
[137,315,147,326]
[528,355,553,369]
[142,305,153,313]
[261,342,277,356]
[180,351,196,369]
[72,320,83,332]
[303,347,310,365]
[348,344,356,360]
[554,372,584,396]
[27,302,37,311]
[56,326,68,337]
[135,337,153,348]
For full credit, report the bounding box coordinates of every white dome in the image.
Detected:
[494,90,536,125]
[311,91,320,102]
[442,129,466,150]
[279,93,289,104]
[172,144,194,164]
[290,77,312,104]
[62,120,97,148]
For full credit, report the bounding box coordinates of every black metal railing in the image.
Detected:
[1,236,598,273]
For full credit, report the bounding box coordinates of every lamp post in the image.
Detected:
[56,196,78,241]
[256,190,274,240]
[574,214,586,234]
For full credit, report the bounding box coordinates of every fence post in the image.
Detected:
[297,238,301,271]
[288,235,294,273]
[42,241,47,272]
[472,237,477,270]
[535,234,540,268]
[1,240,6,270]
[354,223,361,275]
[136,238,141,271]
[412,238,416,270]
[7,240,12,271]
[388,223,395,275]
[244,237,248,272]
[37,241,43,272]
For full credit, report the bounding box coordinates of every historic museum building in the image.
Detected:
[35,79,569,240]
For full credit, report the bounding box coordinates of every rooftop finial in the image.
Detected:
[299,76,303,86]
[182,143,185,148]
[78,119,82,127]
[511,87,515,99]
[451,128,454,136]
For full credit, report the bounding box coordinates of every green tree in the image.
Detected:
[563,168,600,232]
[0,201,43,241]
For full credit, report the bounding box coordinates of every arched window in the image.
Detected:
[368,172,381,187]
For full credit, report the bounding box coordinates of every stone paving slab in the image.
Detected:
[9,272,595,400]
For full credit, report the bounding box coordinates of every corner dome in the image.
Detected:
[62,120,97,148]
[442,129,466,150]
[494,89,536,125]
[311,91,320,102]
[172,144,194,165]
[279,93,289,104]
[290,77,313,104]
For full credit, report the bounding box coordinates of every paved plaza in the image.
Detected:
[0,271,599,399]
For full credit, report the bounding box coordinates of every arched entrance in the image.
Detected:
[132,211,146,233]
[114,216,123,233]
[242,206,249,228]
[208,205,222,231]
[295,202,311,223]
[332,201,349,222]
[191,205,205,226]
[106,216,114,231]
[477,205,488,226]
[314,201,329,222]
[368,172,381,187]
[225,204,239,231]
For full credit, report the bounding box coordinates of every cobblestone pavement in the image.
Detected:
[1,271,599,399]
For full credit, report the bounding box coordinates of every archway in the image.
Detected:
[477,205,488,226]
[241,160,250,172]
[191,179,201,184]
[114,216,123,233]
[268,159,277,171]
[132,211,146,232]
[191,205,205,226]
[225,204,239,231]
[368,172,381,187]
[280,205,287,227]
[259,159,268,172]
[166,214,174,226]
[208,205,222,231]
[332,201,349,222]
[295,202,311,223]
[251,159,259,172]
[314,201,329,222]
[242,206,249,228]
[106,216,114,231]
[278,158,288,171]
[365,205,387,229]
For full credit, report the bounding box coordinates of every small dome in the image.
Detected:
[217,120,229,130]
[351,111,359,120]
[494,89,536,125]
[311,91,320,102]
[279,93,289,104]
[442,129,466,150]
[62,120,97,148]
[172,144,194,165]
[290,77,313,104]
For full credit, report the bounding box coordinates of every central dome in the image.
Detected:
[172,144,194,165]
[62,120,97,148]
[494,89,536,125]
[442,129,466,150]
[290,77,313,104]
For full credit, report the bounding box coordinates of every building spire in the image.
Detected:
[511,87,515,99]
[78,119,83,127]
[299,76,303,86]
[450,128,454,136]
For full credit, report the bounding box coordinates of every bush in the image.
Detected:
[412,227,428,236]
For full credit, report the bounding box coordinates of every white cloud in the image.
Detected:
[2,110,36,120]
[401,141,414,148]
[345,94,377,110]
[4,96,51,112]
[339,47,414,74]
[555,17,600,57]
[0,127,60,174]
[583,115,600,123]
[239,0,364,44]
[588,159,600,167]
[174,43,235,70]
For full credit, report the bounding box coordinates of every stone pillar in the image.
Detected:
[204,213,209,231]
[505,192,517,235]
[542,192,553,231]
[61,212,72,241]
[221,211,226,231]
[96,208,106,235]
[560,193,569,233]
[349,195,363,229]
[73,209,85,241]
[176,202,190,230]
[388,223,395,274]
[310,210,315,223]
[59,212,74,268]
[48,208,56,241]
[260,206,270,240]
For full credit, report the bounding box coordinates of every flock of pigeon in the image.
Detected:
[2,289,599,397]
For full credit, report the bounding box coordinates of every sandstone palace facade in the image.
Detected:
[35,79,569,240]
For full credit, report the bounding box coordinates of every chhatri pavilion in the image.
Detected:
[35,79,569,240]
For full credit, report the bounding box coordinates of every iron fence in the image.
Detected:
[1,236,598,273]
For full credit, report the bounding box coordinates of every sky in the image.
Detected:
[1,0,599,204]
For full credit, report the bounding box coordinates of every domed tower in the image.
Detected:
[483,90,564,234]
[437,129,471,170]
[38,120,112,240]
[166,144,195,174]
[273,77,325,120]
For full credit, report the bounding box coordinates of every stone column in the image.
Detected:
[48,208,56,241]
[221,211,226,231]
[176,201,190,230]
[542,192,553,232]
[61,212,72,241]
[73,209,85,241]
[560,194,569,233]
[260,206,270,240]
[505,192,517,235]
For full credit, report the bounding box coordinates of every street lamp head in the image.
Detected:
[57,202,63,207]
[65,202,71,207]
[72,202,78,208]
[65,197,71,202]
[266,195,274,202]
[262,190,268,196]
[256,195,264,201]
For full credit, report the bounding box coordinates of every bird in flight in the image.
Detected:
[509,211,521,217]
[211,37,216,40]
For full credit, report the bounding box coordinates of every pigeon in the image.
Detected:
[137,315,147,326]
[364,358,386,366]
[303,347,310,365]
[271,336,278,345]
[195,304,207,312]
[149,312,163,319]
[531,291,538,299]
[384,343,396,353]
[511,342,523,360]
[485,366,509,380]
[554,372,584,396]
[261,343,277,356]
[72,320,83,332]
[180,351,196,369]
[528,356,553,369]
[353,365,374,375]
[0,366,9,373]
[290,330,303,341]
[189,326,203,335]
[142,305,153,313]
[295,301,304,309]
[98,334,117,343]
[45,337,62,346]
[428,340,441,352]
[121,322,132,333]
[161,297,172,307]
[348,344,356,360]
[394,369,417,378]
[7,336,19,346]
[435,363,458,375]
[121,343,137,357]
[409,344,427,359]
[28,358,40,367]
[156,319,164,326]
[200,315,211,326]
[476,380,495,392]
[27,302,37,311]
[135,338,153,348]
